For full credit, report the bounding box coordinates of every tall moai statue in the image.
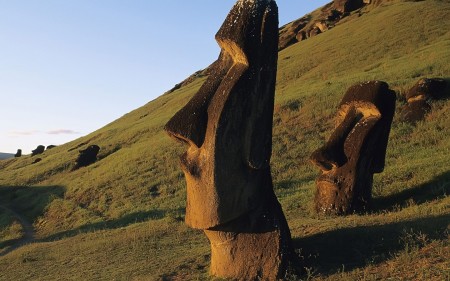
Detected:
[310,81,396,215]
[164,0,292,279]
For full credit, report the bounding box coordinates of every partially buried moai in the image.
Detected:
[310,81,396,215]
[399,78,447,123]
[164,0,292,279]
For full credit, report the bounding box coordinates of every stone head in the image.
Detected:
[310,81,396,214]
[164,0,279,229]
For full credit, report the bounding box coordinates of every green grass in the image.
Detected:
[0,0,449,279]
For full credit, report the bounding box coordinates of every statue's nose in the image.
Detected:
[164,97,209,148]
[310,106,360,171]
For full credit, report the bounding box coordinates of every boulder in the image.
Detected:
[311,81,396,215]
[164,0,293,279]
[46,145,57,150]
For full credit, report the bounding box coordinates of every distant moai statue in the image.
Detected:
[15,149,22,157]
[165,0,292,279]
[310,81,396,215]
[73,145,100,170]
[399,78,447,123]
[31,145,45,156]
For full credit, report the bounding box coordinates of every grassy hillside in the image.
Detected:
[1,0,449,280]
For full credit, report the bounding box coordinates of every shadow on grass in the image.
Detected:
[373,170,449,212]
[0,185,66,253]
[294,214,449,276]
[43,208,170,242]
[0,185,66,223]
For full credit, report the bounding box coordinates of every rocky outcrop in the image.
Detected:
[46,145,57,150]
[278,2,346,50]
[334,0,365,13]
[311,81,396,215]
[278,0,393,51]
[73,145,100,170]
[165,0,292,279]
[399,78,447,123]
[31,145,45,156]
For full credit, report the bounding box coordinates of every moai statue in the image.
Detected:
[310,81,396,215]
[31,145,45,156]
[73,145,100,170]
[15,149,22,158]
[399,78,447,123]
[164,0,292,279]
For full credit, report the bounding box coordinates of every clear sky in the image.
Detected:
[0,0,330,154]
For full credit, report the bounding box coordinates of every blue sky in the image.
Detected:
[0,0,330,154]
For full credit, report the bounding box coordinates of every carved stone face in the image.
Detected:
[164,0,279,229]
[400,78,447,123]
[310,81,396,215]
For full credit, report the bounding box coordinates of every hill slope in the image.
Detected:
[0,0,449,280]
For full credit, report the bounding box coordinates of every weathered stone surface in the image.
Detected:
[311,81,396,215]
[400,78,447,123]
[399,99,431,123]
[406,78,447,101]
[31,145,45,156]
[164,0,292,279]
[73,145,100,170]
[46,145,57,150]
[14,149,22,158]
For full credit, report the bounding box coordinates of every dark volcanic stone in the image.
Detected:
[406,78,447,101]
[15,149,22,158]
[31,145,45,156]
[73,145,100,170]
[334,0,365,13]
